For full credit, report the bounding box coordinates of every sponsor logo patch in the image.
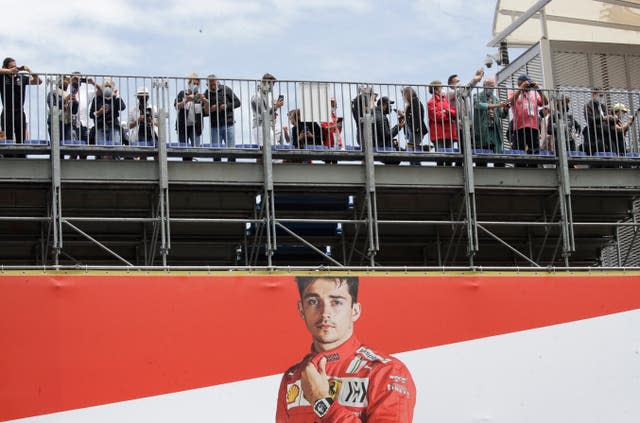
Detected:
[286,380,311,410]
[337,377,369,407]
[286,384,300,404]
[356,347,390,364]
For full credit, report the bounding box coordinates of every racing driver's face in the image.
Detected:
[298,278,361,352]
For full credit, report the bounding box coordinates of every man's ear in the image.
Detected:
[297,300,304,319]
[352,302,361,322]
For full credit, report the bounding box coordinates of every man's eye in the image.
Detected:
[331,300,343,307]
[308,299,318,306]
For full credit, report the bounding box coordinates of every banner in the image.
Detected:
[1,273,639,422]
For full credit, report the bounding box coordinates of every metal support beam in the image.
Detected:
[155,78,171,267]
[50,97,63,266]
[477,223,542,268]
[555,101,576,264]
[62,220,134,267]
[275,222,343,267]
[461,93,479,266]
[487,0,552,47]
[362,100,379,266]
[261,87,276,267]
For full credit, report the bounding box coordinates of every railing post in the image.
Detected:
[261,87,276,267]
[554,90,576,265]
[461,91,479,265]
[362,92,379,266]
[50,75,63,266]
[155,78,171,267]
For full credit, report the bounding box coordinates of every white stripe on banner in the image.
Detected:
[8,309,640,423]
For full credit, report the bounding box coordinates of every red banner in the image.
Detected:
[1,273,640,421]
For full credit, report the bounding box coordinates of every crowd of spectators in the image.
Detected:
[0,56,638,165]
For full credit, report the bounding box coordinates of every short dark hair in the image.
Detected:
[447,74,458,85]
[296,276,359,304]
[3,57,15,69]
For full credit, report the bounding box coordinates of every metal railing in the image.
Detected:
[1,72,638,165]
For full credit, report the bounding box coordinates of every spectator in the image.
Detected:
[473,78,509,161]
[447,69,484,146]
[583,89,617,155]
[284,109,322,149]
[320,98,342,149]
[175,72,205,153]
[0,57,42,150]
[508,74,548,157]
[351,86,376,148]
[544,95,581,153]
[128,87,158,145]
[68,72,97,144]
[89,78,126,145]
[611,103,636,155]
[251,73,283,146]
[373,96,403,165]
[46,75,78,143]
[203,74,241,161]
[401,86,428,152]
[427,80,457,154]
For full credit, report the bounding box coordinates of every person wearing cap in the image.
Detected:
[427,80,458,161]
[612,103,636,155]
[583,89,617,155]
[128,87,158,145]
[508,74,548,159]
[175,72,205,157]
[203,74,241,161]
[373,96,403,164]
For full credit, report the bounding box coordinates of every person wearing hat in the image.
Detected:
[612,103,636,155]
[128,87,158,145]
[373,95,403,164]
[508,74,548,159]
[203,74,241,160]
[427,80,458,162]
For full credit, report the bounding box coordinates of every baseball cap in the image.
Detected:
[612,103,629,113]
[517,74,532,83]
[377,96,394,107]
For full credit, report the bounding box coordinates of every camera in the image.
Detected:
[484,54,494,68]
[17,66,25,71]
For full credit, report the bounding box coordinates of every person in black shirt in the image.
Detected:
[0,57,42,145]
[203,74,241,161]
[89,78,126,145]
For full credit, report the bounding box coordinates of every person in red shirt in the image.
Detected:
[276,276,416,422]
[427,80,458,152]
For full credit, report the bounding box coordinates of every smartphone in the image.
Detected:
[278,94,284,101]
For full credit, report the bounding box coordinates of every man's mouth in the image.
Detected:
[317,323,334,329]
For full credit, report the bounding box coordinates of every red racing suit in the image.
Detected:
[276,336,416,422]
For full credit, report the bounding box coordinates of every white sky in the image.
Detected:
[2,0,499,83]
